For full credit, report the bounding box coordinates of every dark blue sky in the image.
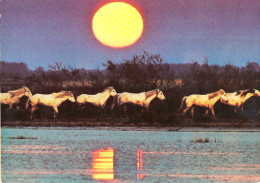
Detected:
[1,0,260,69]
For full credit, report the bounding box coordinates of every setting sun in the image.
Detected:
[92,2,143,48]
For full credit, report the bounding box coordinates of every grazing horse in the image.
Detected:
[76,87,117,109]
[28,91,75,119]
[0,86,32,109]
[178,89,226,119]
[112,89,166,111]
[220,88,260,113]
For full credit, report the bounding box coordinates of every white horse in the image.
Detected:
[178,89,226,119]
[76,87,117,109]
[113,89,166,111]
[27,91,75,119]
[0,86,32,109]
[220,89,260,113]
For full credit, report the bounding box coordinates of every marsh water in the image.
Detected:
[1,127,260,182]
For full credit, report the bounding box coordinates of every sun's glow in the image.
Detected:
[92,2,143,48]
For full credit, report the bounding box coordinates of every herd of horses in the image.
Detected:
[0,86,260,120]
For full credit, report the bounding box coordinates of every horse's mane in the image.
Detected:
[104,87,114,92]
[145,89,159,99]
[208,89,224,99]
[8,87,27,97]
[54,91,71,98]
[235,90,242,95]
[241,89,255,97]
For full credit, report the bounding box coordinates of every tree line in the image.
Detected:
[1,52,260,123]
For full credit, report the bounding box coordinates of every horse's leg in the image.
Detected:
[122,105,129,123]
[183,106,191,114]
[123,105,127,117]
[191,107,194,117]
[14,100,20,110]
[234,107,237,113]
[204,109,209,116]
[53,106,59,118]
[13,103,20,110]
[241,105,244,113]
[10,101,19,110]
[210,107,216,119]
[145,106,151,113]
[123,105,127,116]
[30,105,37,120]
[79,104,86,118]
[117,104,122,116]
[30,105,37,127]
[98,107,104,121]
[9,103,14,109]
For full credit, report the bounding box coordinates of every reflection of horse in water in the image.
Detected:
[112,89,166,113]
[27,91,75,119]
[76,87,117,109]
[220,89,260,113]
[0,86,32,109]
[178,89,226,119]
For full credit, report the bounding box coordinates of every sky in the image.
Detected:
[1,0,260,70]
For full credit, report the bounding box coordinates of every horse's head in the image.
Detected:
[220,93,229,104]
[253,89,260,96]
[23,86,32,97]
[106,87,117,97]
[156,89,166,100]
[218,89,228,103]
[67,91,76,102]
[241,88,259,97]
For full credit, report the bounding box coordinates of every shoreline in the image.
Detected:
[2,126,260,132]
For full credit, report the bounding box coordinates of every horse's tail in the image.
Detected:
[177,96,187,112]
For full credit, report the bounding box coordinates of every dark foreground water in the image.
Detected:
[1,128,260,183]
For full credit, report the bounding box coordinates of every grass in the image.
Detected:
[8,136,38,140]
[190,138,222,143]
[214,138,223,143]
[191,138,210,143]
[177,139,182,142]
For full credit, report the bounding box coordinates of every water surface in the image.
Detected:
[2,128,260,182]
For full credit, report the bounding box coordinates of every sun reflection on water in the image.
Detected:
[137,149,143,180]
[91,147,114,180]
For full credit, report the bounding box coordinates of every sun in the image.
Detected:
[92,2,144,48]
